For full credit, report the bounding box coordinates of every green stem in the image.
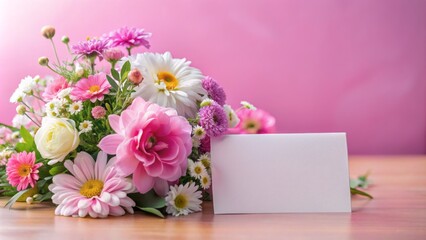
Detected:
[24,113,41,127]
[0,123,18,131]
[46,64,60,74]
[50,39,61,66]
[126,47,132,56]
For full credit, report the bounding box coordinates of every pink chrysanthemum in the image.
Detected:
[71,73,111,103]
[229,108,276,134]
[198,102,228,137]
[42,76,70,101]
[91,106,106,119]
[104,27,151,49]
[72,38,109,60]
[6,151,42,191]
[98,97,192,196]
[48,151,136,218]
[202,76,226,106]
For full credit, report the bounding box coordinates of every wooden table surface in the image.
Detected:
[1,156,425,240]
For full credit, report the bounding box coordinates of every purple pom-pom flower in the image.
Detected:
[72,38,109,60]
[202,76,226,106]
[105,27,152,49]
[199,102,228,137]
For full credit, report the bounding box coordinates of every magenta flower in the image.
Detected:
[229,108,276,134]
[199,136,211,153]
[6,151,42,191]
[72,38,109,60]
[98,97,192,195]
[49,151,135,218]
[199,102,228,137]
[42,76,70,101]
[104,27,151,49]
[91,106,106,119]
[202,76,226,106]
[71,73,111,103]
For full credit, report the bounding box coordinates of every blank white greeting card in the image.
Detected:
[211,133,351,214]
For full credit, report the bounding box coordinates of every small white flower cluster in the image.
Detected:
[45,91,83,118]
[9,76,40,103]
[188,153,212,190]
[191,125,206,148]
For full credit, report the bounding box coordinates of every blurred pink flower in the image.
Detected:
[0,127,13,144]
[49,151,135,218]
[71,73,111,103]
[103,48,124,62]
[6,151,42,191]
[98,97,192,196]
[91,106,106,119]
[104,27,151,49]
[229,108,276,134]
[42,76,70,101]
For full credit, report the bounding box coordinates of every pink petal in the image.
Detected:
[115,141,139,176]
[108,115,121,134]
[133,164,154,193]
[98,134,124,154]
[153,178,169,197]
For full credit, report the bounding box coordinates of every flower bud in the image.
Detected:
[128,69,143,85]
[61,35,70,44]
[75,62,84,77]
[103,48,124,62]
[26,197,34,205]
[41,25,56,39]
[16,105,26,115]
[38,56,49,66]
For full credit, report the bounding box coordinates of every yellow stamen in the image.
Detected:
[89,85,100,93]
[194,166,203,175]
[18,164,31,177]
[80,179,104,198]
[157,72,179,90]
[174,194,188,209]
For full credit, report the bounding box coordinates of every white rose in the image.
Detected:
[223,104,240,128]
[35,117,80,165]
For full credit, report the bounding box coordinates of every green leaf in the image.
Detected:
[111,68,120,81]
[15,142,33,152]
[20,126,34,146]
[4,189,31,208]
[351,187,373,199]
[135,206,165,218]
[128,190,166,209]
[106,75,119,91]
[49,166,66,175]
[120,61,131,80]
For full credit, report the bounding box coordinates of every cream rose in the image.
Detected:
[35,117,80,165]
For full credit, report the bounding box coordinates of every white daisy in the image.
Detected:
[165,182,202,216]
[57,88,72,99]
[189,161,207,179]
[200,173,211,190]
[45,99,61,117]
[241,101,257,110]
[192,137,201,148]
[79,120,93,133]
[18,75,38,94]
[198,153,211,169]
[9,89,25,103]
[223,104,240,128]
[192,125,206,139]
[126,52,207,118]
[69,101,83,114]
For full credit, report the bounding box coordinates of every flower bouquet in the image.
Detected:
[0,26,278,218]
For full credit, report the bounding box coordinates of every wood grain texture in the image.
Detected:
[0,156,425,240]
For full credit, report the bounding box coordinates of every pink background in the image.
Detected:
[0,0,425,154]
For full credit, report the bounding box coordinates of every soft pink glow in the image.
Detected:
[0,0,425,154]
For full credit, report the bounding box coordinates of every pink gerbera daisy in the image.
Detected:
[48,151,136,218]
[71,73,111,103]
[6,151,42,191]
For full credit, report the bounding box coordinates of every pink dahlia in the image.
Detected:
[98,97,192,196]
[91,106,106,119]
[104,27,151,49]
[6,151,42,191]
[42,76,70,101]
[229,108,276,134]
[71,73,111,103]
[49,151,135,218]
[72,38,109,60]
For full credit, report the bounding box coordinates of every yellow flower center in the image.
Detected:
[243,120,260,133]
[174,194,188,209]
[73,105,80,110]
[80,179,104,198]
[202,176,209,185]
[18,164,31,177]
[82,122,89,129]
[194,166,203,175]
[89,85,101,93]
[157,72,179,90]
[201,159,210,169]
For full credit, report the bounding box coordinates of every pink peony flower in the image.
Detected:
[228,108,276,134]
[104,27,152,49]
[48,151,135,218]
[71,73,111,103]
[42,76,70,101]
[6,151,42,191]
[98,97,192,196]
[91,106,107,119]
